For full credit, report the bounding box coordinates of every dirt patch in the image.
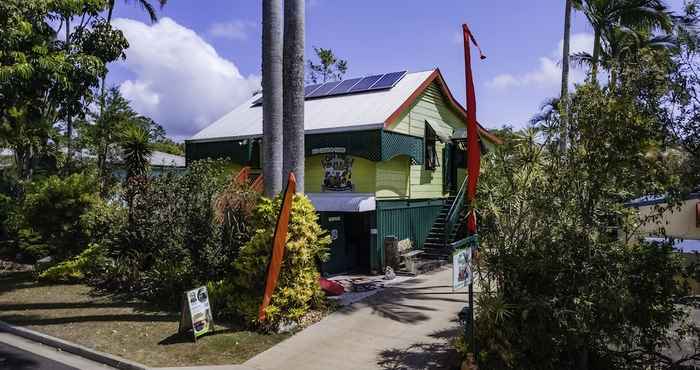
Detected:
[0,272,290,367]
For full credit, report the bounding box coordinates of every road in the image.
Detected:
[0,332,112,370]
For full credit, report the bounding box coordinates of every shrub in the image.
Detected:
[103,160,259,303]
[19,172,100,260]
[38,243,107,282]
[228,194,330,330]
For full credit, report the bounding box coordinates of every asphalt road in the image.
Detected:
[0,332,111,370]
[0,341,78,370]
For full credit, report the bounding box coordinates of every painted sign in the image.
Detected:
[452,247,471,290]
[179,286,214,341]
[321,151,354,192]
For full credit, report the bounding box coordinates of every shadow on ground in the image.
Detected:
[376,327,463,370]
[336,272,466,325]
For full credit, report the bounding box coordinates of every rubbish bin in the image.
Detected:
[384,235,399,269]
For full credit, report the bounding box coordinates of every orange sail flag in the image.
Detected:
[258,172,297,321]
[463,24,484,234]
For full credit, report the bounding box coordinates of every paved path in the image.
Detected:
[0,332,112,370]
[245,267,466,370]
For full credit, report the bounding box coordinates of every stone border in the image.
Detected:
[0,319,148,370]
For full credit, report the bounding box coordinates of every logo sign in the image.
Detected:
[179,286,214,341]
[453,247,471,290]
[321,152,354,192]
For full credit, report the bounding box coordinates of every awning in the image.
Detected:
[425,120,452,143]
[306,193,376,212]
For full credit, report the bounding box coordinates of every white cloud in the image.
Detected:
[112,17,261,138]
[486,33,593,90]
[208,20,256,41]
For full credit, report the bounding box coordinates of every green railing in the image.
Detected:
[443,175,468,247]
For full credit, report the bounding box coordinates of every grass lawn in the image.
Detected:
[0,271,290,367]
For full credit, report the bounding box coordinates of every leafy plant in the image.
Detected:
[228,194,330,330]
[19,171,100,260]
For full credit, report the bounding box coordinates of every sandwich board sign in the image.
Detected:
[452,247,471,290]
[178,286,214,341]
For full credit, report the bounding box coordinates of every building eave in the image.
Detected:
[383,69,503,145]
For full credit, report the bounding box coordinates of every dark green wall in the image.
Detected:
[373,199,445,271]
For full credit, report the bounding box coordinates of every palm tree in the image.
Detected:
[577,0,672,81]
[283,0,305,193]
[121,125,152,180]
[106,0,168,24]
[262,0,284,197]
[100,0,168,117]
[572,27,674,87]
[560,0,573,152]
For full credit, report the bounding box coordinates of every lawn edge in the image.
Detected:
[0,319,149,370]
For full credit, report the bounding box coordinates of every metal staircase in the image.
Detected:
[421,176,468,260]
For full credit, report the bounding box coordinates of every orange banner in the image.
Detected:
[258,172,296,321]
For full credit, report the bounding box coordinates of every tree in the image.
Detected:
[283,0,305,193]
[262,0,284,197]
[306,47,348,84]
[560,0,573,151]
[576,0,672,81]
[475,56,698,369]
[121,125,152,181]
[0,0,128,179]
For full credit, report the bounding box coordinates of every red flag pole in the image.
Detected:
[258,172,297,322]
[462,23,485,365]
[462,23,483,235]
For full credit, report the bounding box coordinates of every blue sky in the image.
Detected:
[106,0,687,140]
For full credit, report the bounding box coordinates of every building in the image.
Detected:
[627,190,700,251]
[187,69,501,274]
[111,150,187,179]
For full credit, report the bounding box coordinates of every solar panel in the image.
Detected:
[327,78,362,95]
[349,74,383,93]
[307,80,342,98]
[304,84,322,96]
[369,71,407,90]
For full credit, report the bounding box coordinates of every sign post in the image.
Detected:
[178,286,214,342]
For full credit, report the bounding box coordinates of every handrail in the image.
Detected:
[444,175,468,247]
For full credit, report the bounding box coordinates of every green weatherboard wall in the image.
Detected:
[372,199,445,271]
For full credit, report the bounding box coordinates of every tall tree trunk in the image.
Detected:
[283,0,305,193]
[560,0,572,152]
[591,27,601,83]
[65,17,74,160]
[262,0,284,196]
[99,0,115,118]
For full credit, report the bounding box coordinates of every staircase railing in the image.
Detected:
[443,175,468,247]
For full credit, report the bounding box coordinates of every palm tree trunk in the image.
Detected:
[283,0,305,193]
[559,0,572,152]
[262,0,284,197]
[591,27,601,83]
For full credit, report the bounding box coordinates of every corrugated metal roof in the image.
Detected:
[149,151,186,167]
[188,70,435,142]
[307,193,376,212]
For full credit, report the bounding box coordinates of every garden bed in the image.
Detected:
[0,270,290,367]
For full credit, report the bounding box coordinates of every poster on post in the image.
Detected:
[178,286,214,341]
[452,247,471,290]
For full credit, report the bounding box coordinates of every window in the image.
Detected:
[425,124,439,170]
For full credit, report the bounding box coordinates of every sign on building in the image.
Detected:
[179,286,214,341]
[453,247,471,290]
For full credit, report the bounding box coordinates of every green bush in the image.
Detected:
[227,194,330,330]
[102,160,259,303]
[19,172,100,260]
[38,243,107,282]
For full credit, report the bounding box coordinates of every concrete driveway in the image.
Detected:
[244,267,467,370]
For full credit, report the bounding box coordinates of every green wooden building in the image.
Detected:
[186,69,500,274]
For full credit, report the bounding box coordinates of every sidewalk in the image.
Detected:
[244,266,466,370]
